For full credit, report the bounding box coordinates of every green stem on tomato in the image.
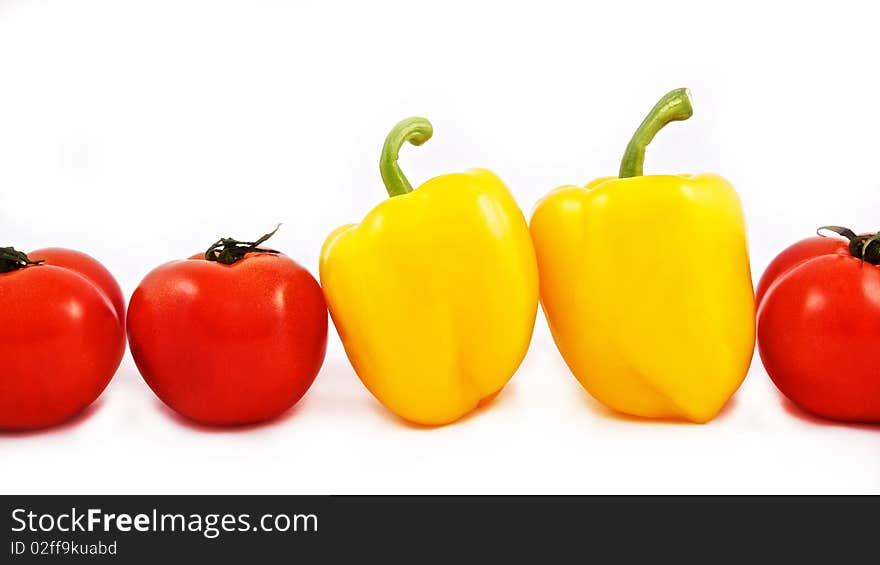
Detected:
[619,88,693,179]
[0,247,43,274]
[817,225,880,265]
[379,117,433,197]
[204,225,281,265]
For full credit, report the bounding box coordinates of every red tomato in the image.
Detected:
[756,235,880,422]
[127,249,327,426]
[0,248,126,430]
[33,247,127,322]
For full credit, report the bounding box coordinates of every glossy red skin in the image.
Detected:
[0,249,126,430]
[127,252,328,426]
[32,247,127,322]
[757,237,880,422]
[755,237,843,306]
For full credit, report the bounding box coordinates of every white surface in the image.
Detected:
[1,0,878,494]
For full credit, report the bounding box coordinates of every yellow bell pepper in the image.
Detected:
[320,117,539,426]
[530,89,755,423]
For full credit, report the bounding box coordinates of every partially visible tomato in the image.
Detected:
[0,247,126,430]
[126,229,327,426]
[756,230,880,423]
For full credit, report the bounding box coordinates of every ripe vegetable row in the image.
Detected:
[1,88,874,430]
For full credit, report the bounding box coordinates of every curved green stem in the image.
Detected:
[619,88,694,178]
[380,117,433,197]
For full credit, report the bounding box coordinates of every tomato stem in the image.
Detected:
[204,225,282,265]
[619,88,693,179]
[817,225,880,265]
[0,247,43,274]
[379,117,433,198]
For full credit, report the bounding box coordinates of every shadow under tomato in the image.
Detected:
[778,393,880,431]
[0,400,105,438]
[153,398,308,433]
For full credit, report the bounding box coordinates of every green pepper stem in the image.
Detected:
[379,117,433,197]
[618,88,693,179]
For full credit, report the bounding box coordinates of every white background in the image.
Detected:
[1,0,878,494]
